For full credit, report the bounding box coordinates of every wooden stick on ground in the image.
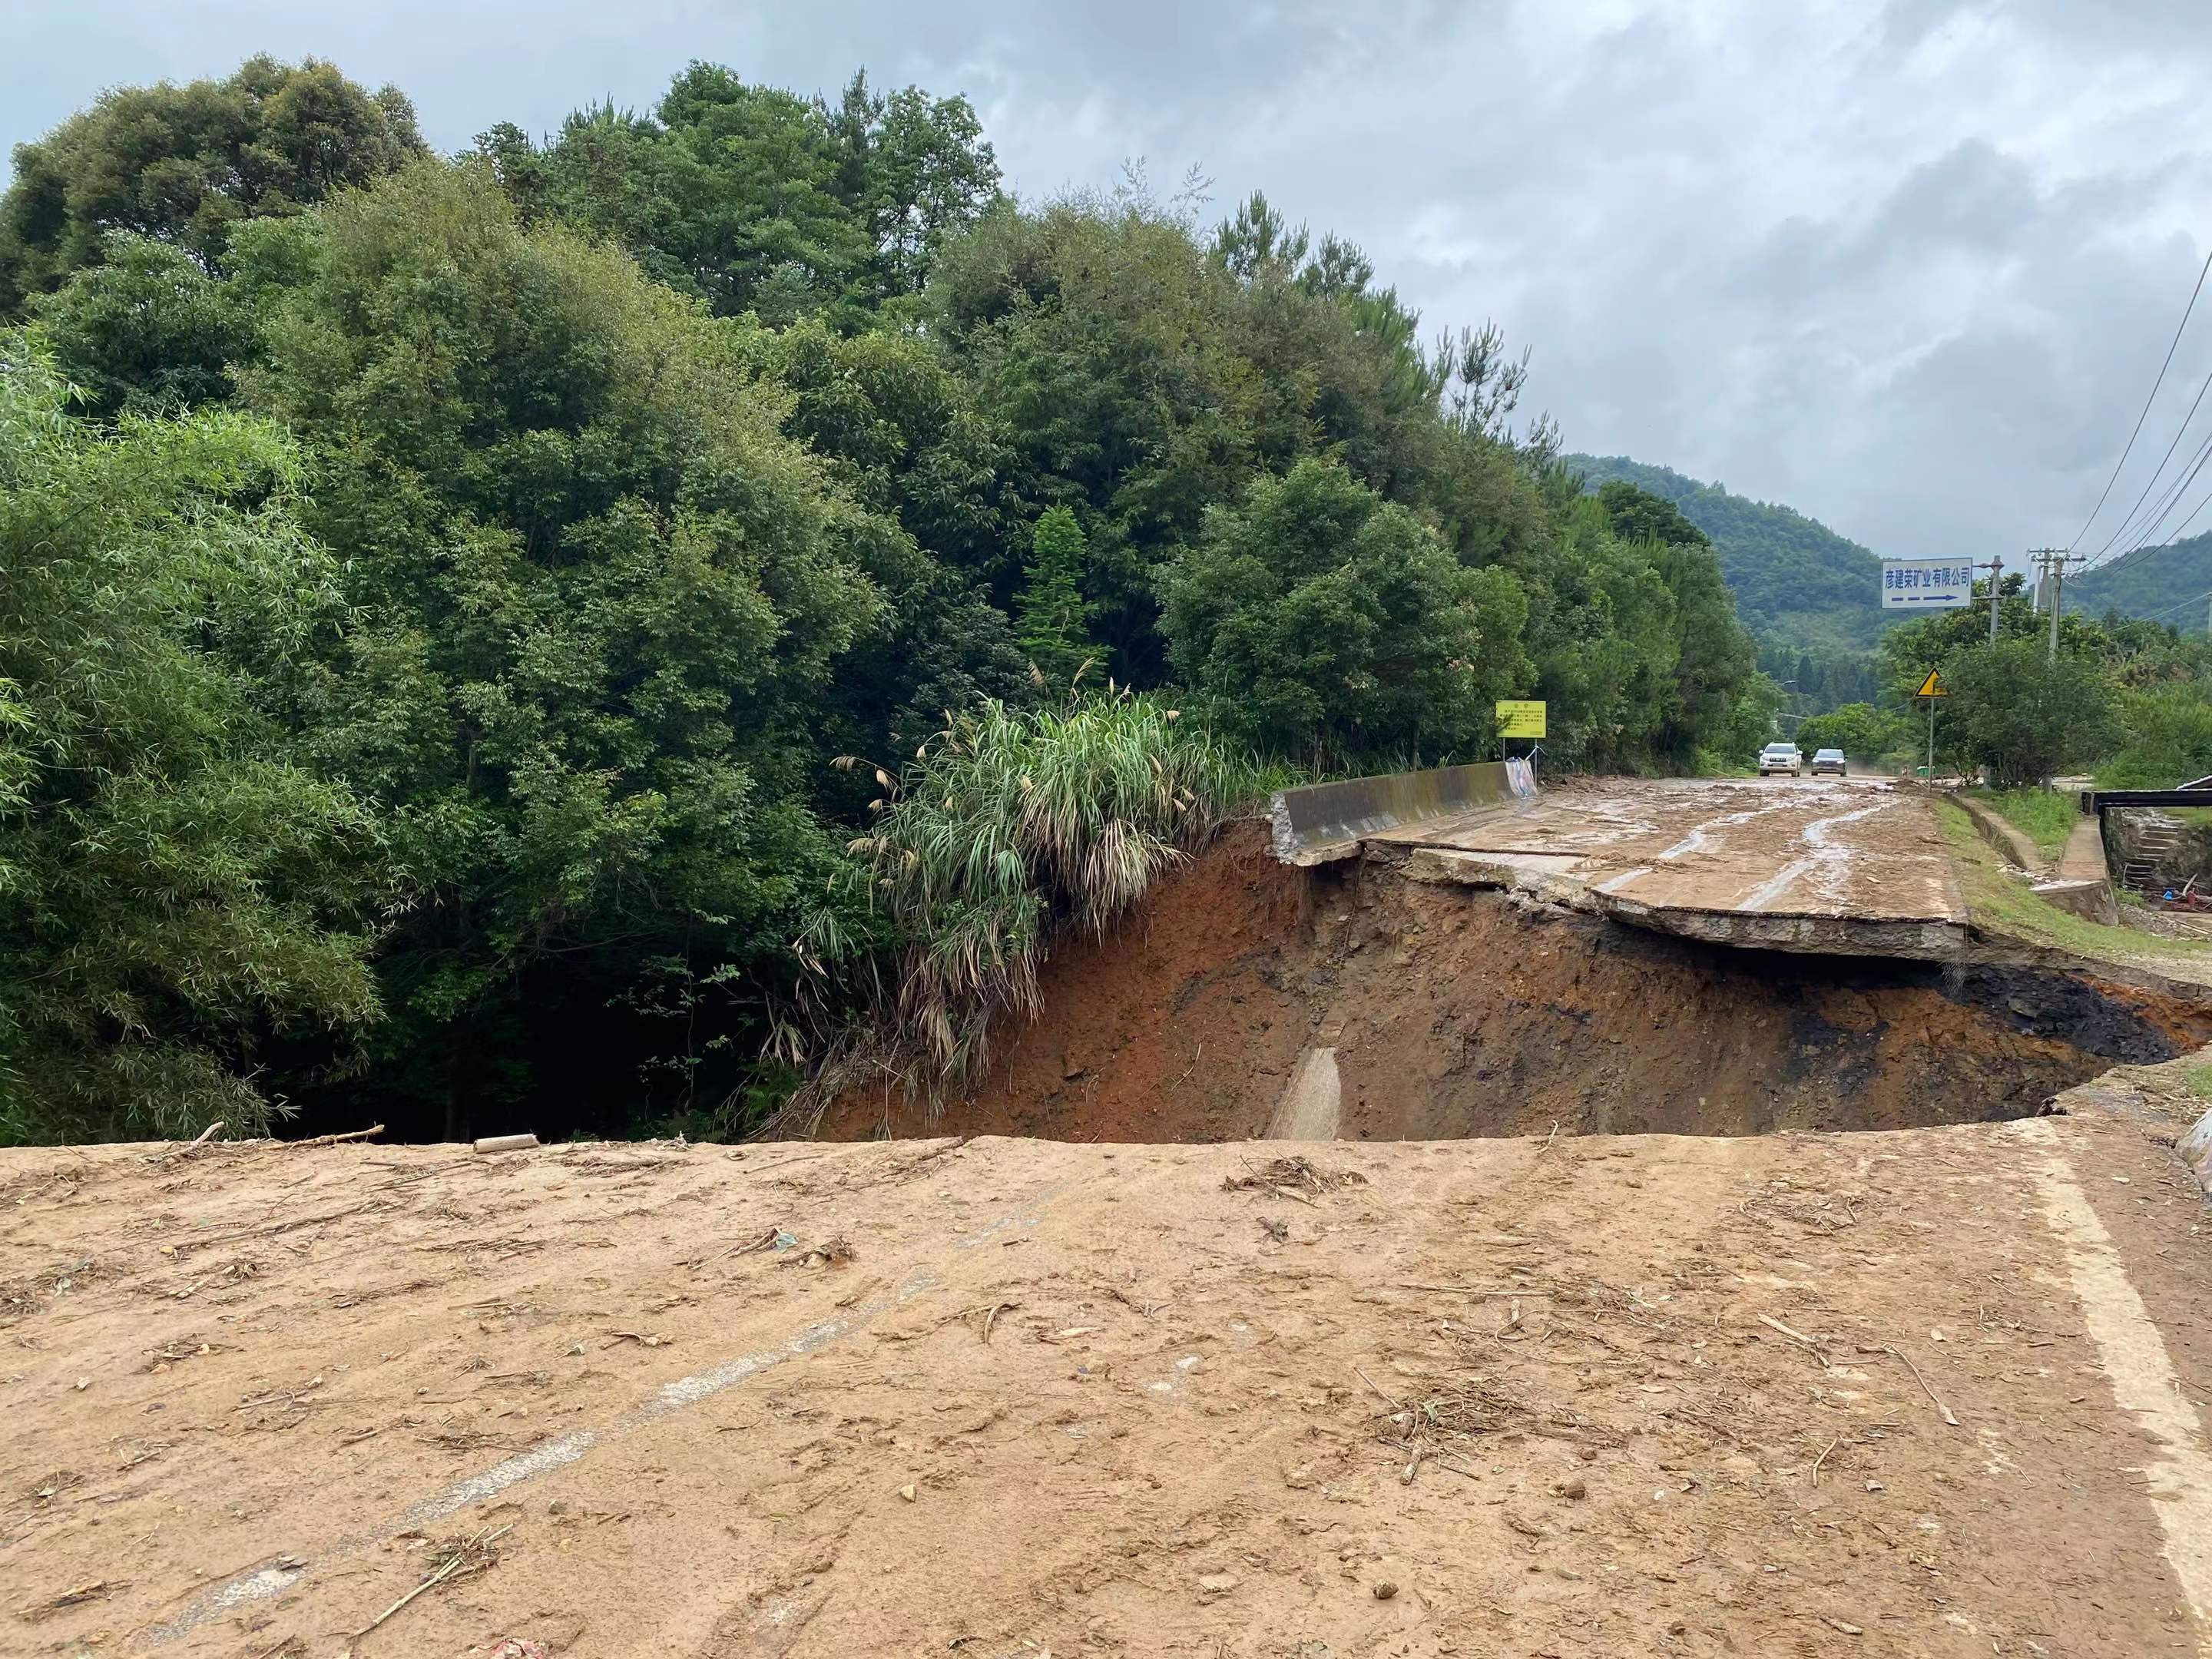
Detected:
[1757,1313,1831,1367]
[1353,1365,1403,1410]
[343,1524,509,1653]
[1810,1433,1841,1485]
[1886,1344,1961,1427]
[294,1124,386,1148]
[151,1122,224,1165]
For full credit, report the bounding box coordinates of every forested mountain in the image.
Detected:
[1566,454,1891,650]
[1,56,1770,1146]
[2069,534,2212,631]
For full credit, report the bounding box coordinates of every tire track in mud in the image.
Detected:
[1738,798,1899,912]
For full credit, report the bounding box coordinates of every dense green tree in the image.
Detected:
[751,316,1013,579]
[1593,478,1704,551]
[1016,508,1094,684]
[1591,480,1757,759]
[240,160,899,1133]
[1942,640,2120,788]
[0,55,424,312]
[477,66,998,327]
[1522,495,1684,770]
[1161,460,1528,763]
[31,234,260,416]
[928,189,1565,689]
[1718,671,1789,760]
[826,71,1004,303]
[1794,701,1909,761]
[2098,684,2212,788]
[0,343,384,1144]
[740,316,1033,808]
[929,194,1267,677]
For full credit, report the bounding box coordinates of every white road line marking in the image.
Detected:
[137,1180,1080,1647]
[2018,1119,2212,1645]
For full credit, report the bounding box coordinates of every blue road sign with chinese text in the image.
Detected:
[1879,558,1973,609]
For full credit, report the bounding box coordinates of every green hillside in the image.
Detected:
[1567,455,1892,650]
[2070,533,2212,632]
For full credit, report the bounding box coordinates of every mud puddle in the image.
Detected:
[820,823,2212,1143]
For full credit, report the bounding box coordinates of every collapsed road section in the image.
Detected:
[826,767,2212,1145]
[1312,771,1971,959]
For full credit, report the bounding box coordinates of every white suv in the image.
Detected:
[1758,742,1803,777]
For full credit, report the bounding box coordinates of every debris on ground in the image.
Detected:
[780,1234,855,1267]
[341,1525,510,1655]
[18,1579,121,1621]
[1221,1154,1367,1198]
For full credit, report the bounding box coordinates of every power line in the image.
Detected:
[2088,354,2212,563]
[2109,424,2212,558]
[2126,581,2212,627]
[2069,245,2212,553]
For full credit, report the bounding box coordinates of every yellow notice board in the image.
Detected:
[1496,700,1547,739]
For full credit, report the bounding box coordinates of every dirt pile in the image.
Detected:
[821,823,2212,1141]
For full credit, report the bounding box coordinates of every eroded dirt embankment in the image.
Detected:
[820,821,2212,1141]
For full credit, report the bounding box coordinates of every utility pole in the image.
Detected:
[2033,548,2081,661]
[1985,555,2004,644]
[2048,550,2062,660]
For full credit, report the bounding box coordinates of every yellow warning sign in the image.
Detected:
[1916,669,1945,697]
[1495,700,1547,739]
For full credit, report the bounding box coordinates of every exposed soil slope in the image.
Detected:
[822,824,2212,1142]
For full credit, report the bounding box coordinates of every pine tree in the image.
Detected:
[1016,507,1093,686]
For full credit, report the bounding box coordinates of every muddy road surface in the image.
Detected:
[1373,774,1963,926]
[6,1094,2212,1657]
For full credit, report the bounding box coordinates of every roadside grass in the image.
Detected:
[1935,801,2212,982]
[1965,786,2077,860]
[821,693,1276,1098]
[2186,1061,2212,1101]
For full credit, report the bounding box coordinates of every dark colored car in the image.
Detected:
[1810,747,1847,777]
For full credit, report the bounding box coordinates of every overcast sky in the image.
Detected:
[8,0,2210,565]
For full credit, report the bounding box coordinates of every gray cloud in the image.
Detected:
[7,0,2211,563]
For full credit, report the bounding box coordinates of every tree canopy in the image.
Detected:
[0,55,1778,1144]
[0,343,384,1141]
[0,55,425,310]
[473,67,999,327]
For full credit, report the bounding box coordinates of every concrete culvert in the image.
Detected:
[820,823,2212,1143]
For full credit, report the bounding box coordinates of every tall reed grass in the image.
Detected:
[794,693,1274,1122]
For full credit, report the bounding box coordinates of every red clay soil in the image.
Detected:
[820,824,2212,1143]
